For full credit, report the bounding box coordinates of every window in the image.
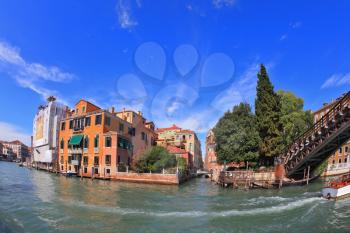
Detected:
[60,156,63,163]
[105,136,112,147]
[94,168,99,174]
[105,117,111,126]
[82,106,86,113]
[94,156,99,165]
[339,147,343,153]
[83,156,88,164]
[119,123,124,132]
[60,138,64,149]
[332,160,335,164]
[128,127,135,136]
[105,155,111,165]
[95,114,102,125]
[118,155,121,163]
[85,116,91,126]
[106,169,110,174]
[94,135,99,148]
[118,137,132,150]
[339,159,342,163]
[84,136,89,149]
[69,120,73,129]
[76,108,79,114]
[345,158,348,163]
[141,132,145,140]
[189,135,192,139]
[346,147,348,153]
[84,167,87,173]
[61,166,63,171]
[61,122,66,131]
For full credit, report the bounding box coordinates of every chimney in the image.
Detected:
[109,107,115,113]
[138,111,142,116]
[123,108,126,112]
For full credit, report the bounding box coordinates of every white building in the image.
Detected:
[33,96,68,171]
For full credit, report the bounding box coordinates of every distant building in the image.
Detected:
[32,96,68,171]
[204,129,244,174]
[156,124,202,171]
[58,100,157,178]
[313,94,350,175]
[0,140,30,161]
[166,145,193,169]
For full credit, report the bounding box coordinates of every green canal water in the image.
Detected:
[0,162,349,233]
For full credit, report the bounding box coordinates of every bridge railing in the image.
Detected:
[281,91,350,164]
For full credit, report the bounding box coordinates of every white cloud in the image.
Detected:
[0,121,31,146]
[116,0,138,29]
[0,40,74,103]
[280,34,288,41]
[290,21,302,29]
[213,0,236,8]
[321,73,350,89]
[211,62,261,112]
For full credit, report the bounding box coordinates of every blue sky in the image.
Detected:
[0,0,350,150]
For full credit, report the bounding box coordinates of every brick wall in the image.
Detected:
[112,172,180,185]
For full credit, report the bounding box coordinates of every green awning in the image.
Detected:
[69,135,83,145]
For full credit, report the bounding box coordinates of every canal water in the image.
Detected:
[0,162,349,233]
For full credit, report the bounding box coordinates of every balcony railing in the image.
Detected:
[68,148,83,154]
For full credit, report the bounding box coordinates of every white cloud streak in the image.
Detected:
[321,73,350,89]
[212,0,236,8]
[0,40,74,103]
[0,121,31,146]
[116,0,138,29]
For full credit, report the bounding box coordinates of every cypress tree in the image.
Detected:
[255,64,283,164]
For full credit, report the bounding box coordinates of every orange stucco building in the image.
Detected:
[58,100,156,178]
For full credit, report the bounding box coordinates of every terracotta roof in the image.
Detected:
[179,129,194,134]
[166,145,187,154]
[156,124,181,132]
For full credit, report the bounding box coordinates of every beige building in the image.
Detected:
[156,124,202,170]
[1,140,30,161]
[313,94,350,175]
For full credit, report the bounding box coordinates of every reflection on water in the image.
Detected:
[0,161,350,233]
[32,169,55,203]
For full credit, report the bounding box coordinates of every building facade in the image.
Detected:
[115,109,157,161]
[156,124,202,171]
[58,100,156,178]
[32,96,68,171]
[1,140,30,162]
[313,94,350,175]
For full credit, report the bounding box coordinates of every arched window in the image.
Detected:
[84,136,89,149]
[94,135,99,148]
[60,138,64,149]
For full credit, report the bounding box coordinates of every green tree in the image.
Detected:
[213,103,260,164]
[135,146,177,172]
[277,90,313,148]
[176,157,187,171]
[255,64,284,163]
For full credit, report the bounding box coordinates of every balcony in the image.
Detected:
[68,148,83,154]
[71,160,79,166]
